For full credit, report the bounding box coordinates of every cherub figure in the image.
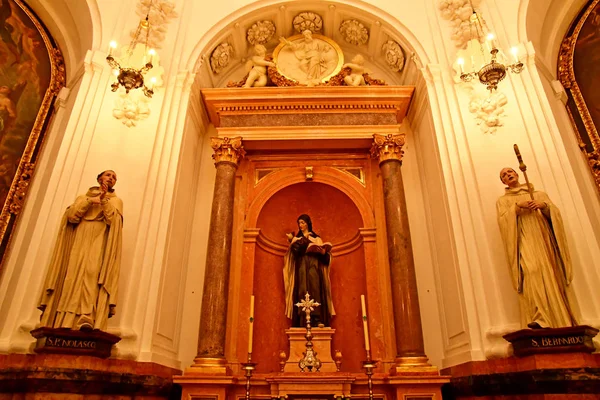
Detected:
[342,54,367,86]
[243,44,275,88]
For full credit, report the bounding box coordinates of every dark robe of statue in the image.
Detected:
[283,214,335,327]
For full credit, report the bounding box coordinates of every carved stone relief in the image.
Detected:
[247,20,276,45]
[382,40,405,72]
[133,0,178,50]
[113,92,150,127]
[339,19,369,46]
[211,42,234,74]
[293,12,323,33]
[467,87,508,134]
[438,0,482,49]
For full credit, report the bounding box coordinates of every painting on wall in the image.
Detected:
[559,0,600,194]
[0,0,65,269]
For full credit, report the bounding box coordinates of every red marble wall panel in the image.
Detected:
[252,182,368,372]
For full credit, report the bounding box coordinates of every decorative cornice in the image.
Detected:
[211,136,246,166]
[201,86,415,128]
[370,133,406,164]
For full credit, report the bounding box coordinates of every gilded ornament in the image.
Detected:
[210,42,234,74]
[370,133,406,163]
[211,137,246,166]
[9,163,35,215]
[339,19,369,46]
[557,0,600,195]
[382,40,405,72]
[0,0,67,271]
[247,20,276,45]
[292,12,323,33]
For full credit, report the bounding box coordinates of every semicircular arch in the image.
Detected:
[246,166,376,229]
[185,0,433,86]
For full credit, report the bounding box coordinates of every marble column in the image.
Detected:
[191,136,245,373]
[371,133,432,370]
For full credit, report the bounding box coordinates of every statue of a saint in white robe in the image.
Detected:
[496,167,577,329]
[38,170,123,331]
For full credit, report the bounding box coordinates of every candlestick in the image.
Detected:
[248,295,254,354]
[361,295,370,352]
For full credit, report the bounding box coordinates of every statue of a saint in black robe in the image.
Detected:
[283,214,335,327]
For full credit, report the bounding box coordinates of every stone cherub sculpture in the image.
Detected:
[244,44,276,88]
[341,54,367,86]
[38,170,124,331]
[496,167,577,329]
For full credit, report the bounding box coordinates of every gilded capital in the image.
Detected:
[211,136,246,166]
[370,133,406,164]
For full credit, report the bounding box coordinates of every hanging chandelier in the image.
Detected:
[456,4,524,92]
[106,7,156,98]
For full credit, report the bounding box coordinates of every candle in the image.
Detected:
[510,46,520,63]
[108,41,117,57]
[150,77,157,91]
[148,49,155,65]
[248,295,255,354]
[457,58,465,74]
[360,294,370,352]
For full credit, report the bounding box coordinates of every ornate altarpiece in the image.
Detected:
[559,0,600,194]
[175,86,448,400]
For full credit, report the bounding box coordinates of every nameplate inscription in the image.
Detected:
[30,327,121,358]
[46,336,98,349]
[503,325,598,357]
[531,335,584,348]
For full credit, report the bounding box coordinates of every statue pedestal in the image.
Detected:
[30,327,121,358]
[285,327,336,372]
[503,325,599,357]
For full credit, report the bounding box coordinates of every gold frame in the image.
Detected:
[558,0,600,193]
[272,33,344,85]
[0,0,66,270]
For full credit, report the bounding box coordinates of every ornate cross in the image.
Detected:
[295,292,321,372]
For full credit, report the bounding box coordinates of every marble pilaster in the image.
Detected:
[191,137,245,373]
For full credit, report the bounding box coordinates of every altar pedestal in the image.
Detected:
[267,373,355,398]
[285,327,337,372]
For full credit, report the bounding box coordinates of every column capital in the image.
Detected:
[370,133,406,164]
[211,136,246,166]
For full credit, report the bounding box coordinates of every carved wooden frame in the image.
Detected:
[558,0,600,194]
[0,0,66,270]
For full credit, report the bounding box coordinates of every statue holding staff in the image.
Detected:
[496,145,577,329]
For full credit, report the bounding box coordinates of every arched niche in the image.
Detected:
[252,180,366,372]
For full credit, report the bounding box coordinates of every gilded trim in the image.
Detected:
[0,0,66,270]
[558,0,600,193]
